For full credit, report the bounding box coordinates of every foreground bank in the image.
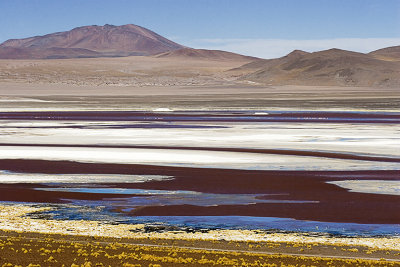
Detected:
[0,204,399,266]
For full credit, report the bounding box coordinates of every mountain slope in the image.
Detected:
[0,46,102,59]
[232,50,310,71]
[155,48,257,61]
[238,49,400,87]
[369,46,400,61]
[0,24,184,59]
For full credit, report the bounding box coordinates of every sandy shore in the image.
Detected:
[0,204,399,266]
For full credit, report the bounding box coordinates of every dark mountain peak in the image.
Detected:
[313,48,366,57]
[324,48,343,52]
[286,49,309,57]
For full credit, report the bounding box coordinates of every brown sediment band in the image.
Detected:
[0,111,399,118]
[1,143,400,163]
[0,159,399,224]
[0,111,399,123]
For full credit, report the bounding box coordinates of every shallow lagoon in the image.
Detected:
[0,110,399,237]
[23,203,400,237]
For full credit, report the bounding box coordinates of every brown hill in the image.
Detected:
[232,50,310,71]
[238,48,400,87]
[369,46,400,61]
[155,48,257,61]
[0,24,184,59]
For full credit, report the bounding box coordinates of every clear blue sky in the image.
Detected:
[1,0,399,58]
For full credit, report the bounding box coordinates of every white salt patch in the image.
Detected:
[0,146,399,170]
[1,121,399,158]
[153,108,173,112]
[0,97,50,102]
[0,171,170,184]
[328,180,400,196]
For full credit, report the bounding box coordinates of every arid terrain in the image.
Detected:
[1,24,400,88]
[0,51,399,112]
[0,54,252,88]
[235,48,400,87]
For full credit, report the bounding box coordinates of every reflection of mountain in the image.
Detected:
[235,48,400,87]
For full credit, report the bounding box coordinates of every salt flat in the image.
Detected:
[0,171,170,183]
[329,180,400,196]
[0,66,399,239]
[2,145,397,170]
[0,120,398,157]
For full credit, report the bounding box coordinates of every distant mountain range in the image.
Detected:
[0,24,399,87]
[235,48,400,87]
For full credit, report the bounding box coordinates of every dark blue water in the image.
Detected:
[26,203,400,237]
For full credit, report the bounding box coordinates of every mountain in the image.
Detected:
[0,24,184,59]
[232,50,310,71]
[237,48,400,87]
[0,46,102,59]
[1,24,399,87]
[155,48,258,61]
[369,46,400,61]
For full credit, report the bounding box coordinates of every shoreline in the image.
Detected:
[0,204,399,251]
[0,203,400,266]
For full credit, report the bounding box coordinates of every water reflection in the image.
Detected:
[36,187,318,208]
[27,204,400,237]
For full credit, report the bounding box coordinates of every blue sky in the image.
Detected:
[0,0,399,58]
